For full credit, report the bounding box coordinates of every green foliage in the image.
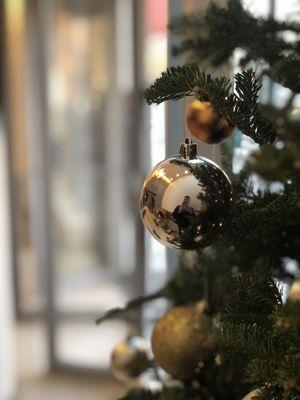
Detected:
[144,64,230,104]
[271,56,300,93]
[164,258,206,306]
[246,103,300,186]
[224,268,282,324]
[228,190,300,258]
[169,0,300,93]
[218,271,300,398]
[95,290,165,324]
[145,66,276,145]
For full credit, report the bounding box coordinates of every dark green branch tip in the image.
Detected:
[95,289,165,325]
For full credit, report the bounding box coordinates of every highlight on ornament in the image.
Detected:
[110,336,149,382]
[186,99,234,144]
[139,138,233,250]
[242,388,262,400]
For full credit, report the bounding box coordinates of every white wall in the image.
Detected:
[0,123,16,400]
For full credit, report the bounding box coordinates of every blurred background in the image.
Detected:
[0,0,297,399]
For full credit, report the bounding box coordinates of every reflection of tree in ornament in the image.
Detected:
[167,158,233,249]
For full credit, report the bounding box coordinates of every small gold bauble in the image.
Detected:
[186,99,234,144]
[151,301,214,380]
[110,337,148,382]
[139,138,233,250]
[286,280,300,303]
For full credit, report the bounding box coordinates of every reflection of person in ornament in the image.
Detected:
[172,195,195,230]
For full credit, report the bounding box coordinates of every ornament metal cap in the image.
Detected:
[180,137,197,160]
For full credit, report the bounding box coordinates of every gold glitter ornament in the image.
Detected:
[186,99,234,144]
[110,336,148,382]
[151,300,214,380]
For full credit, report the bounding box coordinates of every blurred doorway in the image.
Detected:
[44,0,142,370]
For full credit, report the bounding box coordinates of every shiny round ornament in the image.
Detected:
[186,99,234,144]
[151,300,214,381]
[287,280,300,303]
[110,336,148,382]
[139,138,233,250]
[242,388,262,400]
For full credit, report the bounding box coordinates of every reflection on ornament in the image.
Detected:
[287,280,300,303]
[186,99,233,144]
[242,388,262,399]
[139,138,233,250]
[110,336,148,382]
[151,300,214,381]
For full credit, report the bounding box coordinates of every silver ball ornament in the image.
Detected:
[139,138,233,250]
[110,336,148,382]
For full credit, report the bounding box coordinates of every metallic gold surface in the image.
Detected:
[139,143,233,250]
[151,305,214,380]
[287,280,300,303]
[110,337,148,382]
[242,389,262,400]
[186,100,234,144]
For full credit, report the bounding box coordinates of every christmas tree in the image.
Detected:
[98,1,300,399]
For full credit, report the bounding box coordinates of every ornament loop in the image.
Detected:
[180,137,197,160]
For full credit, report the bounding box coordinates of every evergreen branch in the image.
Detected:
[95,289,165,324]
[169,0,300,82]
[144,64,230,105]
[145,65,276,145]
[224,189,300,272]
[170,1,300,38]
[224,268,282,324]
[228,191,300,237]
[219,322,280,360]
[231,71,275,144]
[246,357,278,384]
[271,56,300,93]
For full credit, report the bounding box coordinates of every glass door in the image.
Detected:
[46,0,144,370]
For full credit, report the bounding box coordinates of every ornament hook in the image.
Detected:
[180,137,197,160]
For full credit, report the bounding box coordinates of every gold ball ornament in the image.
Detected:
[242,389,262,399]
[186,99,234,144]
[110,337,148,382]
[287,280,300,303]
[151,300,214,381]
[139,138,233,250]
